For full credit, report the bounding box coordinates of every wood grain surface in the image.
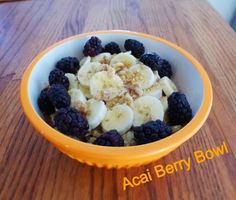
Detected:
[1,0,236,199]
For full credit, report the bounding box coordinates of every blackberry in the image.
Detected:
[56,57,80,74]
[133,120,172,144]
[124,39,145,58]
[104,42,121,54]
[140,53,160,70]
[93,130,124,147]
[140,53,173,78]
[83,36,103,57]
[54,107,89,137]
[37,87,55,114]
[48,69,69,90]
[157,59,173,78]
[48,84,71,109]
[167,92,192,125]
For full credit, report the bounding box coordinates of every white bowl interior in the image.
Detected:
[28,33,204,118]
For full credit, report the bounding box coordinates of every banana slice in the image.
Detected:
[132,95,164,126]
[91,53,112,64]
[143,82,162,99]
[78,65,115,99]
[154,71,161,81]
[80,56,91,66]
[159,76,178,96]
[68,88,86,107]
[77,61,103,87]
[86,99,107,130]
[102,104,134,134]
[78,84,92,98]
[110,51,137,68]
[106,92,134,109]
[65,73,79,89]
[129,64,155,89]
[160,96,168,112]
[90,71,124,101]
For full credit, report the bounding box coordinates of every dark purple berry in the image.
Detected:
[133,120,172,144]
[104,42,121,54]
[157,59,173,78]
[167,92,192,125]
[38,87,55,114]
[93,130,124,146]
[48,69,69,90]
[124,39,145,58]
[54,107,89,137]
[140,53,160,70]
[48,84,70,109]
[56,57,80,74]
[140,53,173,78]
[83,36,103,57]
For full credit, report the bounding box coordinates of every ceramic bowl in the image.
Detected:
[20,30,213,168]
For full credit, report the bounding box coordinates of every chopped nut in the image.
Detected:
[122,131,136,146]
[74,101,88,116]
[91,128,103,137]
[85,128,103,143]
[106,92,134,108]
[113,62,125,72]
[79,84,92,98]
[143,82,162,99]
[100,56,110,64]
[133,85,143,97]
[88,137,97,143]
[85,133,97,143]
[125,83,143,99]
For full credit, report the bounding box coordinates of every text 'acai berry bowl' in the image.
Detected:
[20,31,212,168]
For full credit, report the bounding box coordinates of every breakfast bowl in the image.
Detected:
[20,30,212,168]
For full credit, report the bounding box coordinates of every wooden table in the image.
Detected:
[1,0,236,199]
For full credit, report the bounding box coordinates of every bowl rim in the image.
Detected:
[20,30,213,163]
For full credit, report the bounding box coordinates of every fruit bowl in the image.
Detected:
[20,30,212,168]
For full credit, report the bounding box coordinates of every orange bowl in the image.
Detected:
[20,30,212,168]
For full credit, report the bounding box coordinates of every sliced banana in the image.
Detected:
[160,96,168,112]
[86,99,107,130]
[143,82,162,99]
[65,73,79,89]
[128,64,155,89]
[89,71,124,101]
[111,53,117,59]
[102,104,134,134]
[80,56,91,66]
[159,76,178,96]
[154,71,161,81]
[77,61,103,87]
[91,53,112,64]
[106,92,134,109]
[68,88,86,107]
[110,51,136,68]
[68,88,87,114]
[132,95,164,126]
[78,84,92,98]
